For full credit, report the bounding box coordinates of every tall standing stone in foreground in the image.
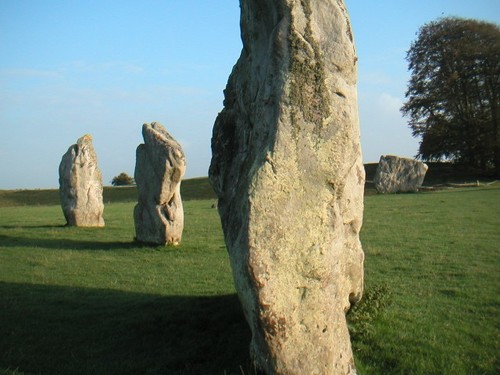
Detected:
[374,155,428,193]
[209,1,364,373]
[134,122,185,245]
[59,134,105,227]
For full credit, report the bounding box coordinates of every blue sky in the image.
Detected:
[0,0,498,189]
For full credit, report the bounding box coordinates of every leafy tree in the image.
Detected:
[111,172,135,186]
[401,17,500,172]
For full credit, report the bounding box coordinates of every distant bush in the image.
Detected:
[111,172,135,186]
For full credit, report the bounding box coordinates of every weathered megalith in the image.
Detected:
[134,122,185,245]
[209,1,364,373]
[373,155,428,193]
[59,134,105,227]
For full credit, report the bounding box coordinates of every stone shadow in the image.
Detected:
[0,233,139,251]
[0,282,256,375]
[0,224,66,229]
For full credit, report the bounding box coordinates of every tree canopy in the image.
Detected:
[111,172,135,186]
[401,17,500,172]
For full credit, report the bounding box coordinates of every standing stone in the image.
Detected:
[134,122,185,245]
[209,1,364,374]
[59,134,105,227]
[373,155,428,193]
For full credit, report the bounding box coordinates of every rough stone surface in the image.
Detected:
[59,134,105,227]
[373,155,428,193]
[134,122,185,245]
[209,1,364,373]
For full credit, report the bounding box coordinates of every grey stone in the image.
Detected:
[134,122,185,245]
[59,134,105,227]
[209,1,364,373]
[373,155,428,193]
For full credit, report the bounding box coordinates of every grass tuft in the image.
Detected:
[348,284,392,343]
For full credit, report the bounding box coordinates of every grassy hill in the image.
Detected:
[2,163,495,207]
[0,177,217,208]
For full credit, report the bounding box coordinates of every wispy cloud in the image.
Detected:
[65,61,144,74]
[0,68,63,79]
[377,92,403,115]
[359,71,393,86]
[0,61,144,86]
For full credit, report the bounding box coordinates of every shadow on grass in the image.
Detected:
[0,282,256,375]
[0,234,142,251]
[0,225,67,229]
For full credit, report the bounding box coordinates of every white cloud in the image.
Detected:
[377,92,404,117]
[359,91,419,163]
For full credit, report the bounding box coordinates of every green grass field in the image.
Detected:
[0,180,499,374]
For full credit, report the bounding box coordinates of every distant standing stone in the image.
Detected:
[209,0,364,373]
[374,155,428,193]
[59,134,105,227]
[134,122,185,245]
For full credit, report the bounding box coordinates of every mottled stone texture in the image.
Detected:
[59,134,105,227]
[374,155,428,193]
[134,122,185,245]
[209,1,364,373]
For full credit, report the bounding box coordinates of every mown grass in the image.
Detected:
[354,186,500,374]
[0,184,499,374]
[0,200,251,375]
